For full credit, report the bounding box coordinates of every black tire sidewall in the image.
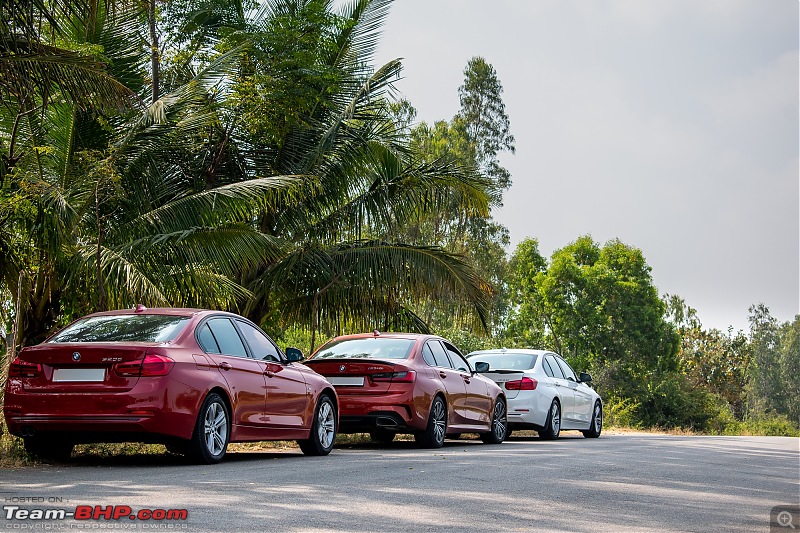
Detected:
[481,399,507,444]
[300,395,336,456]
[191,393,230,464]
[539,400,560,440]
[584,401,603,438]
[418,396,446,448]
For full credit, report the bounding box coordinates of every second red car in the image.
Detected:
[303,332,507,448]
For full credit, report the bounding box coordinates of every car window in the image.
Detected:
[205,318,248,358]
[421,344,436,367]
[427,341,453,369]
[312,337,415,360]
[444,343,471,372]
[50,314,190,343]
[237,320,281,362]
[545,355,565,379]
[542,357,555,377]
[556,357,577,381]
[466,352,538,370]
[197,324,221,354]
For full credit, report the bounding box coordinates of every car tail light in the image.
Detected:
[371,371,416,383]
[505,377,538,390]
[9,358,42,378]
[115,354,174,377]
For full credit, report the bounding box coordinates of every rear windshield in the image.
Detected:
[49,315,190,343]
[312,338,415,360]
[467,352,538,371]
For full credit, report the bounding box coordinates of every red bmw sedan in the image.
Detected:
[4,306,338,463]
[302,332,507,448]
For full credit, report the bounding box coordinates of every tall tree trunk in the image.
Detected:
[148,0,159,104]
[95,180,107,311]
[1,271,26,405]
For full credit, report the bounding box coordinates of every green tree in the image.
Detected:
[456,56,515,191]
[0,0,496,362]
[665,294,749,418]
[390,56,516,336]
[745,304,799,421]
[505,235,679,409]
[778,316,800,422]
[502,238,548,348]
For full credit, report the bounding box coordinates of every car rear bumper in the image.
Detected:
[335,389,425,432]
[506,390,549,428]
[339,411,410,433]
[3,376,201,441]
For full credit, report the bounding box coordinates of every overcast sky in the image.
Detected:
[373,0,799,333]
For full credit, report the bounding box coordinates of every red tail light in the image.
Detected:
[505,377,538,390]
[9,358,42,378]
[115,354,174,377]
[371,370,416,383]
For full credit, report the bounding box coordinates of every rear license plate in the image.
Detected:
[52,368,106,382]
[327,376,365,387]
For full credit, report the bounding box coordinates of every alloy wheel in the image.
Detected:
[493,401,507,440]
[204,401,228,456]
[317,400,336,449]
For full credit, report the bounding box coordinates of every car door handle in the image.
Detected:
[439,371,447,379]
[462,375,471,383]
[264,370,274,377]
[219,362,232,371]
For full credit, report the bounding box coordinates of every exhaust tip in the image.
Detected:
[20,426,36,437]
[375,416,399,428]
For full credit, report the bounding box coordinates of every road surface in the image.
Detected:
[1,433,798,532]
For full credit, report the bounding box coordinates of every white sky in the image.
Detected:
[373,0,799,333]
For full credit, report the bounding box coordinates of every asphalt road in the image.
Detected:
[1,433,798,532]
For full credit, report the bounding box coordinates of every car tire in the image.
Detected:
[415,395,446,449]
[298,395,337,456]
[538,400,561,440]
[480,398,507,444]
[369,429,396,444]
[23,438,74,462]
[582,401,603,438]
[188,393,230,464]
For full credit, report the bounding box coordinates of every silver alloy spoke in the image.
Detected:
[494,402,507,438]
[204,402,226,455]
[318,401,335,448]
[433,402,446,442]
[553,405,561,433]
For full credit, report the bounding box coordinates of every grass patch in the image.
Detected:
[3,421,796,468]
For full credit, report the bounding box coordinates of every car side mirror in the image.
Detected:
[474,362,490,373]
[285,347,304,362]
[579,372,592,383]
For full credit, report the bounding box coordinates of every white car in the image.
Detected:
[466,349,602,439]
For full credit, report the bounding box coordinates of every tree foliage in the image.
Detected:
[0,0,494,363]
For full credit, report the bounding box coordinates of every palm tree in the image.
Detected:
[1,0,495,356]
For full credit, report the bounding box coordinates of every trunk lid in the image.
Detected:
[303,359,399,394]
[478,369,526,399]
[16,343,155,392]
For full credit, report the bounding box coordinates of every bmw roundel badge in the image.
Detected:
[339,365,345,372]
[72,352,81,361]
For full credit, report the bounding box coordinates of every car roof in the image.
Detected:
[467,348,551,356]
[83,307,213,318]
[324,332,440,342]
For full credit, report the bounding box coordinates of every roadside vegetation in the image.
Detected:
[0,0,796,465]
